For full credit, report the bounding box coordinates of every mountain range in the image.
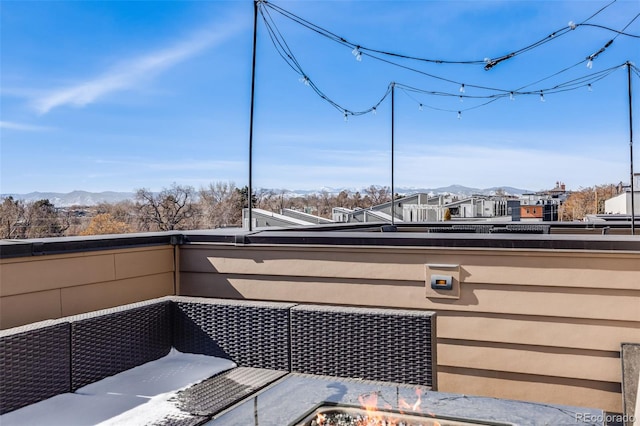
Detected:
[2,185,533,208]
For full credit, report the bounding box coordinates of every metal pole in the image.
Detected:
[391,83,395,225]
[628,62,635,235]
[247,0,259,231]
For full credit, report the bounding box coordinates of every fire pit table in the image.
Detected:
[201,373,605,426]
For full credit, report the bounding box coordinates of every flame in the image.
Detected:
[313,387,432,426]
[412,388,422,411]
[398,388,422,414]
[357,392,384,425]
[397,397,412,413]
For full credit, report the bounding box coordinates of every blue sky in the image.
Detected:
[1,0,639,194]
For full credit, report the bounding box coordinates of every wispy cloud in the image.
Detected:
[0,121,54,131]
[32,20,244,115]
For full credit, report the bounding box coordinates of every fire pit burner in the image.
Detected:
[291,403,513,426]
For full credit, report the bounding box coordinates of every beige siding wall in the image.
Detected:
[0,246,175,329]
[179,244,640,413]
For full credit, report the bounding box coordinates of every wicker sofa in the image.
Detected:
[0,296,437,415]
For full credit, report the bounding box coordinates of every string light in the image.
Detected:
[261,0,630,110]
[261,0,620,70]
[457,111,461,119]
[259,1,634,122]
[352,46,362,62]
[586,39,614,69]
[588,83,593,91]
[510,92,515,101]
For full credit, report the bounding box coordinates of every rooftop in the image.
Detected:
[1,224,639,424]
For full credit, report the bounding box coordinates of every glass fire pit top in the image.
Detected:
[291,402,514,426]
[203,374,605,426]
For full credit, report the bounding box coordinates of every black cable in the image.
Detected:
[585,13,639,66]
[261,0,620,70]
[262,1,483,65]
[261,14,302,75]
[612,12,640,41]
[262,3,394,116]
[258,2,629,119]
[260,0,627,96]
[580,23,640,38]
[394,64,624,116]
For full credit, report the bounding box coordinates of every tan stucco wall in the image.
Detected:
[0,245,176,329]
[179,244,640,413]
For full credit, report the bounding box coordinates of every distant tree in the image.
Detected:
[80,213,132,235]
[235,186,257,211]
[96,200,136,227]
[135,184,199,231]
[318,190,333,218]
[364,185,391,207]
[64,206,88,237]
[560,184,618,220]
[23,199,69,238]
[0,196,26,238]
[199,181,242,228]
[352,191,364,209]
[444,208,452,221]
[335,190,350,208]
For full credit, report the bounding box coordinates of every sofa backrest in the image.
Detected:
[0,297,437,414]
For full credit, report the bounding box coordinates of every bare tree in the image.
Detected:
[0,196,26,238]
[364,185,391,206]
[135,184,199,231]
[352,191,364,209]
[335,190,350,208]
[560,183,618,220]
[198,181,241,228]
[22,199,69,238]
[96,200,137,228]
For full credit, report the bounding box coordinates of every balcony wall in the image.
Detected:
[0,240,176,329]
[178,231,640,413]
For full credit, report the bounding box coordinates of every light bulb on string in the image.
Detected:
[457,111,461,120]
[510,92,515,101]
[586,59,593,69]
[588,84,593,92]
[372,107,377,115]
[352,46,362,62]
[344,111,349,122]
[568,21,577,30]
[459,95,463,103]
[299,75,310,86]
[418,103,423,111]
[540,92,545,102]
[459,84,465,94]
